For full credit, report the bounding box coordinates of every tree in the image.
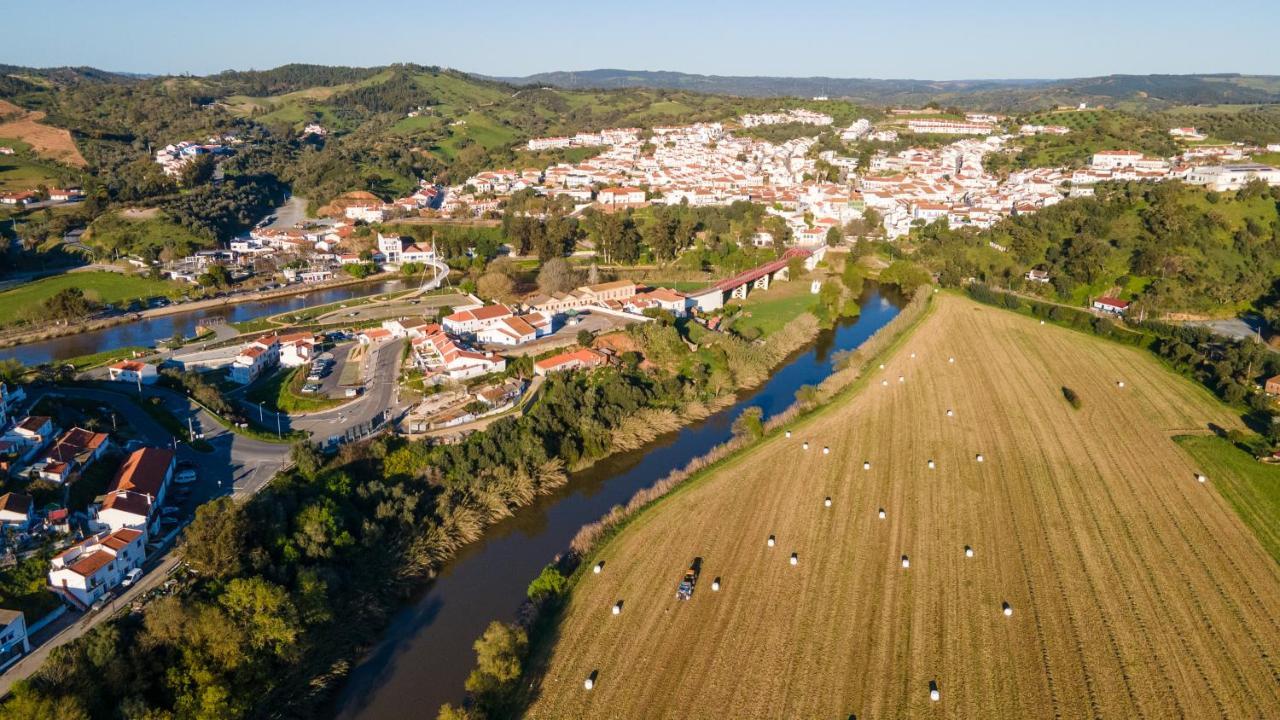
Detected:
[464,622,527,715]
[343,263,376,279]
[44,287,95,322]
[476,272,516,303]
[879,260,932,294]
[577,329,594,348]
[537,257,578,294]
[179,155,216,187]
[218,577,299,656]
[291,440,322,480]
[731,406,764,440]
[825,226,844,247]
[526,564,568,605]
[180,498,246,580]
[198,264,232,289]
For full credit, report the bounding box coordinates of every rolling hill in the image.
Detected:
[499,69,1280,110]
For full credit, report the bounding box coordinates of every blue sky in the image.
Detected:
[4,0,1278,79]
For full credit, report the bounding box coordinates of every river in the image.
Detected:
[334,284,906,719]
[0,279,407,367]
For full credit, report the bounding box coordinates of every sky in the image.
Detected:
[4,0,1278,79]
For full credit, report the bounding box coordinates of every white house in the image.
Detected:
[625,288,691,317]
[229,335,281,384]
[48,528,146,609]
[1092,296,1130,315]
[344,203,387,223]
[474,313,553,346]
[1184,164,1280,192]
[107,360,158,385]
[95,447,175,536]
[597,187,646,205]
[0,609,30,668]
[0,383,25,427]
[411,327,507,382]
[0,493,34,531]
[443,304,515,335]
[277,333,319,367]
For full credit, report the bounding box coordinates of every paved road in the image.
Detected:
[240,339,412,446]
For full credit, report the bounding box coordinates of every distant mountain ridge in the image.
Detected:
[496,69,1280,110]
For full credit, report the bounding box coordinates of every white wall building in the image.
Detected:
[48,528,146,609]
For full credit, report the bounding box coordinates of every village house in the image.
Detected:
[443,304,515,335]
[0,383,26,427]
[277,333,320,367]
[474,313,554,346]
[625,288,691,317]
[0,609,30,668]
[526,280,638,315]
[358,328,395,346]
[0,493,34,531]
[1092,296,1130,315]
[229,335,281,384]
[533,347,611,376]
[48,528,146,609]
[1184,164,1280,192]
[1025,269,1051,283]
[1263,375,1280,396]
[95,447,175,536]
[7,416,56,459]
[107,360,158,385]
[596,187,646,205]
[410,326,506,382]
[38,427,111,484]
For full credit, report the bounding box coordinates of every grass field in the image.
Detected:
[526,294,1280,719]
[0,271,178,325]
[245,365,344,414]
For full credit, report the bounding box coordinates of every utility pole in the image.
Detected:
[276,412,281,439]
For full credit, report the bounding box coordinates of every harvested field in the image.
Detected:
[0,100,85,167]
[526,293,1280,719]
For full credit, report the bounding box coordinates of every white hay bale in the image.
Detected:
[824,496,832,507]
[1116,380,1125,388]
[946,409,954,417]
[767,534,776,547]
[823,446,830,455]
[612,601,622,615]
[790,552,798,566]
[878,508,886,520]
[898,375,905,383]
[584,674,596,690]
[593,561,604,574]
[863,461,871,470]
[927,460,936,470]
[881,379,889,387]
[1039,320,1045,325]
[712,578,721,592]
[929,682,940,701]
[975,453,985,463]
[901,555,910,569]
[948,356,955,364]
[1002,601,1013,617]
[879,363,885,370]
[964,545,974,558]
[1196,473,1207,483]
[785,430,792,439]
[802,441,809,450]
[910,352,916,359]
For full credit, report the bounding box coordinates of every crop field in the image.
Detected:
[0,100,85,167]
[526,294,1280,719]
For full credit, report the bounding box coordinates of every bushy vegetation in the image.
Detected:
[917,181,1280,318]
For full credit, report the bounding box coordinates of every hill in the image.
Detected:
[500,69,1280,110]
[524,293,1280,718]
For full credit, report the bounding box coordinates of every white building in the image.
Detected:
[230,335,281,384]
[95,447,175,537]
[48,528,146,609]
[0,610,30,668]
[442,304,515,335]
[0,493,34,531]
[1184,164,1280,192]
[107,360,158,385]
[474,313,553,346]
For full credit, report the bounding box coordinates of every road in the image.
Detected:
[240,338,412,446]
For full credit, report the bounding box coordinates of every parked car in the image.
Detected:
[344,387,361,398]
[174,468,197,485]
[160,507,180,517]
[121,568,143,587]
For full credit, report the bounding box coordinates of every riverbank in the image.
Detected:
[0,272,404,352]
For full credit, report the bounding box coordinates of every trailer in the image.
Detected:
[675,558,702,600]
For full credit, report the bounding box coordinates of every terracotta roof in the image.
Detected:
[110,447,174,499]
[0,492,32,516]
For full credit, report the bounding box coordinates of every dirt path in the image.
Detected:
[526,294,1280,719]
